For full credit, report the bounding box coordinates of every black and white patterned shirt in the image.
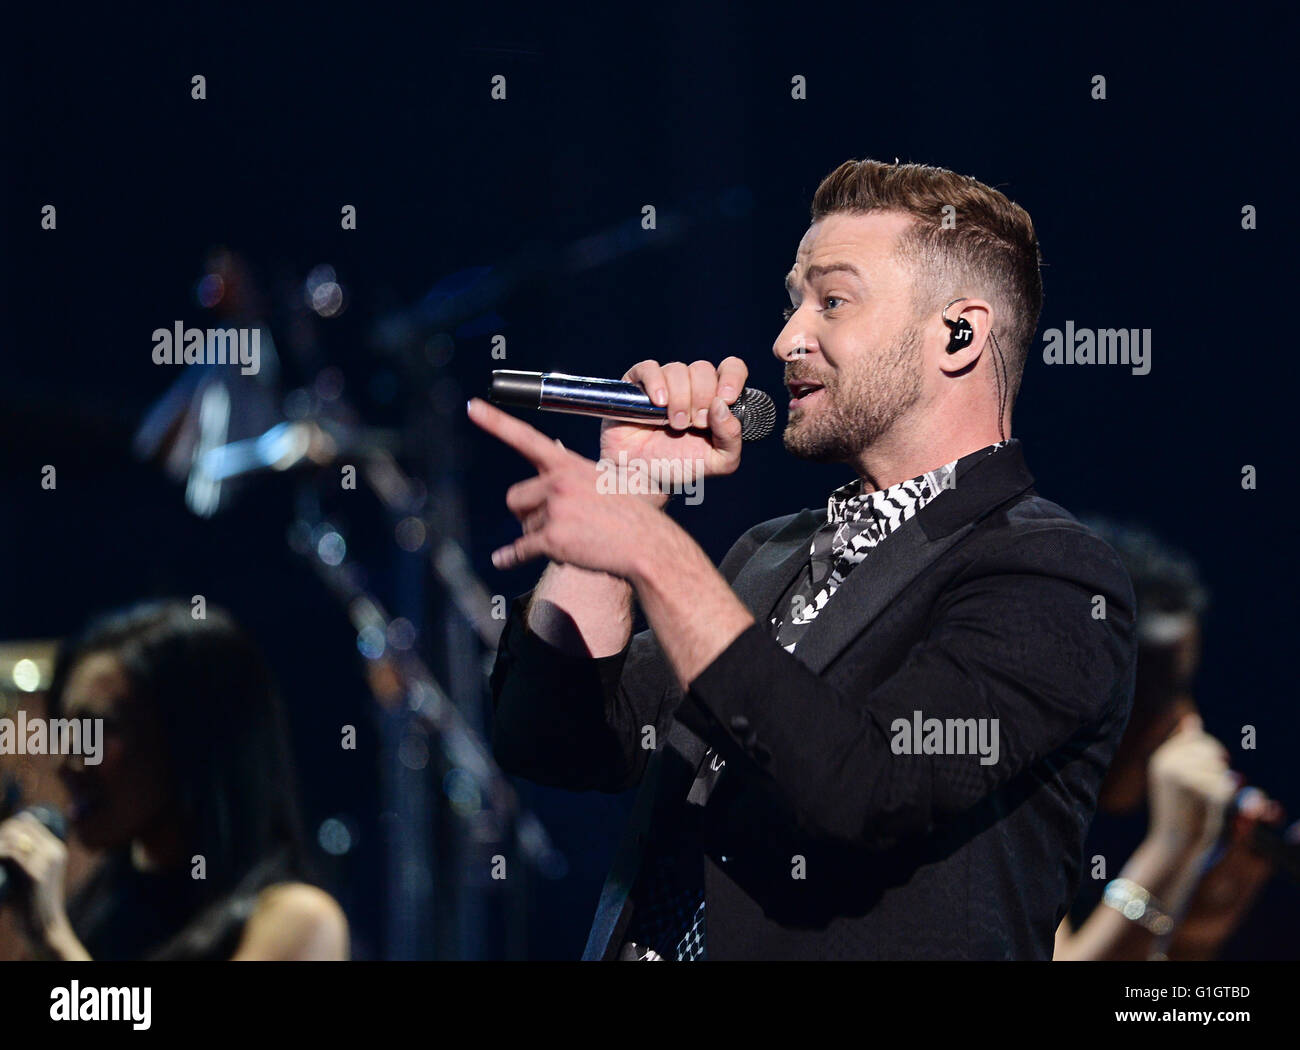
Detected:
[770,441,1009,650]
[621,442,1010,960]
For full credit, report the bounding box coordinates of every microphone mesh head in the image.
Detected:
[732,387,776,441]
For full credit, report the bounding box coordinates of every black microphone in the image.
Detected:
[489,370,776,441]
[1229,786,1300,886]
[0,805,68,906]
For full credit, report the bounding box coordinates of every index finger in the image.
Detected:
[466,397,566,470]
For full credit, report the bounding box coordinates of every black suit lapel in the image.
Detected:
[727,508,823,625]
[794,513,975,674]
[793,441,1037,675]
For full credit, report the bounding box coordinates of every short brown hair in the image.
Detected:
[810,158,1042,405]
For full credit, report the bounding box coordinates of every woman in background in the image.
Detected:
[0,600,348,960]
[1054,522,1283,960]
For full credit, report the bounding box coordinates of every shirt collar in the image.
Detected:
[826,441,1010,524]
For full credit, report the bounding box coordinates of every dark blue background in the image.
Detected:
[3,3,1295,957]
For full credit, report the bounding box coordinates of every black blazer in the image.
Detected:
[489,440,1137,959]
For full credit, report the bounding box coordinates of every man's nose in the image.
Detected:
[773,320,817,362]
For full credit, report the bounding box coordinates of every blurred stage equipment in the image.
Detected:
[132,252,560,960]
[131,192,759,957]
[132,250,283,519]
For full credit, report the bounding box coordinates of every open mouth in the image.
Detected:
[786,379,825,408]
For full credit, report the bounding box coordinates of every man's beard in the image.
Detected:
[783,323,924,463]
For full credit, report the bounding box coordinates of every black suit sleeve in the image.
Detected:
[488,517,783,793]
[675,525,1137,850]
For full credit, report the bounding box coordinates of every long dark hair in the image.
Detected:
[1080,517,1209,725]
[47,600,307,898]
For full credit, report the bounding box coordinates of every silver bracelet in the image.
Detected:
[1103,877,1175,936]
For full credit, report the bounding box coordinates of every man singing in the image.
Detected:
[470,158,1137,960]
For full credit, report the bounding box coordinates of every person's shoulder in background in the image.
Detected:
[229,882,349,961]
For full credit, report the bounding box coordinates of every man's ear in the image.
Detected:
[937,298,993,376]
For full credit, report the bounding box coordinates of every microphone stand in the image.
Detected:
[162,387,562,959]
[291,481,562,958]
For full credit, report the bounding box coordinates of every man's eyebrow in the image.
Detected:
[784,262,864,294]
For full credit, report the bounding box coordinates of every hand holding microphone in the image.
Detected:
[489,358,770,503]
[601,358,756,488]
[0,807,83,958]
[469,357,764,574]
